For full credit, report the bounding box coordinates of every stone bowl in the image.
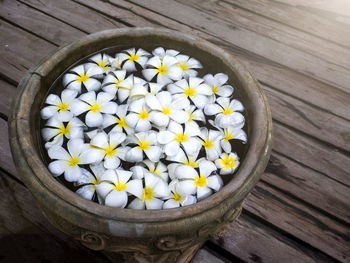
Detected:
[9,27,272,263]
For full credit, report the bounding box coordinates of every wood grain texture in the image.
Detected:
[0,80,16,118]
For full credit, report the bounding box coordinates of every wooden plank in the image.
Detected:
[243,182,350,262]
[0,79,16,118]
[127,0,350,93]
[191,248,225,263]
[0,118,17,176]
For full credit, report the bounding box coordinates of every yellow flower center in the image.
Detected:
[162,107,171,115]
[91,178,99,185]
[115,79,123,89]
[184,159,197,168]
[58,124,70,136]
[138,110,149,120]
[89,144,100,149]
[212,86,218,94]
[157,65,168,75]
[219,154,237,170]
[116,117,127,128]
[224,130,233,142]
[97,61,108,70]
[128,53,139,62]
[188,113,194,122]
[202,139,214,149]
[142,186,153,201]
[184,87,196,97]
[222,108,232,115]
[194,175,207,187]
[138,140,150,150]
[57,102,69,112]
[172,192,183,202]
[89,103,101,113]
[175,133,187,143]
[104,145,117,157]
[178,63,188,72]
[114,181,127,192]
[149,168,160,176]
[67,156,80,167]
[76,73,89,83]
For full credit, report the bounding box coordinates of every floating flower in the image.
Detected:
[41,89,78,122]
[142,55,182,85]
[95,169,143,208]
[102,70,127,96]
[75,163,105,202]
[215,152,240,175]
[86,53,112,73]
[175,54,202,78]
[163,179,197,209]
[118,48,150,72]
[143,160,168,182]
[42,117,84,149]
[152,47,179,59]
[157,121,201,156]
[203,73,233,99]
[71,91,117,127]
[116,75,146,103]
[128,172,170,210]
[109,53,124,70]
[175,160,223,200]
[148,82,164,95]
[125,98,152,132]
[89,131,127,169]
[168,77,211,109]
[145,91,189,127]
[125,131,162,162]
[198,128,223,161]
[47,139,99,182]
[63,64,103,93]
[218,124,247,153]
[204,97,245,128]
[102,104,134,135]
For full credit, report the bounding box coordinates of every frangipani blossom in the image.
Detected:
[198,128,223,161]
[157,121,201,157]
[75,163,105,202]
[217,123,247,153]
[41,89,78,122]
[125,98,152,132]
[125,131,162,162]
[184,105,205,132]
[215,152,240,175]
[128,172,170,210]
[143,160,168,182]
[102,70,127,96]
[175,54,202,79]
[152,47,179,59]
[203,73,233,99]
[146,91,189,127]
[204,97,245,128]
[71,91,117,127]
[117,75,146,103]
[102,104,134,135]
[118,48,150,72]
[163,179,197,209]
[166,149,203,179]
[175,161,223,200]
[63,64,103,93]
[142,55,182,85]
[42,117,84,149]
[48,139,99,182]
[148,82,164,95]
[168,77,211,109]
[95,169,143,208]
[109,53,124,70]
[86,53,112,74]
[89,131,127,169]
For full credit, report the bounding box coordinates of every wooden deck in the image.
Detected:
[0,0,350,262]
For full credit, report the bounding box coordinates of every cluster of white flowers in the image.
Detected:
[40,47,247,210]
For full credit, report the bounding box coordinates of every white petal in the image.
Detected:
[192,94,208,109]
[109,132,126,147]
[70,100,89,116]
[144,146,162,162]
[95,181,114,199]
[142,68,157,81]
[76,185,95,200]
[199,160,217,177]
[216,73,229,85]
[230,99,244,112]
[177,180,196,195]
[167,66,183,81]
[42,128,58,141]
[135,119,151,132]
[80,148,103,164]
[221,140,232,153]
[48,160,66,176]
[157,131,174,144]
[63,73,78,87]
[48,146,70,160]
[168,121,183,134]
[181,195,197,206]
[105,190,128,208]
[104,156,120,169]
[145,93,162,110]
[90,163,106,178]
[175,165,197,180]
[207,175,223,192]
[66,81,82,93]
[45,94,61,106]
[64,165,82,182]
[196,84,212,95]
[84,78,101,91]
[67,138,84,157]
[170,109,189,123]
[57,110,73,122]
[123,60,136,72]
[128,198,145,210]
[163,199,180,209]
[86,66,104,77]
[150,111,169,127]
[126,179,143,199]
[100,101,117,114]
[91,132,108,148]
[217,85,233,97]
[125,147,144,162]
[197,186,212,200]
[125,113,139,128]
[164,141,180,156]
[85,111,103,127]
[45,134,64,149]
[204,104,222,116]
[184,122,201,137]
[145,197,163,210]
[131,166,145,179]
[40,106,57,119]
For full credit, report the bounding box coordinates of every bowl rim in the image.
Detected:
[10,27,272,223]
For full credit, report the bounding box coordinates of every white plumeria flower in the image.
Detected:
[48,139,99,182]
[117,75,147,103]
[198,128,223,161]
[125,131,162,162]
[63,64,103,93]
[125,98,152,132]
[175,161,223,200]
[203,73,234,99]
[102,70,127,97]
[204,97,245,128]
[41,89,78,122]
[128,172,170,210]
[215,152,240,175]
[184,105,205,132]
[168,77,211,109]
[118,48,150,72]
[142,55,182,85]
[148,82,164,95]
[167,148,203,172]
[102,104,134,135]
[163,179,197,209]
[86,53,112,74]
[75,163,105,202]
[143,160,168,182]
[109,53,124,70]
[175,54,202,79]
[152,47,179,59]
[216,123,247,153]
[42,117,84,149]
[88,131,127,169]
[145,91,190,127]
[71,91,117,127]
[157,121,201,157]
[95,169,143,208]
